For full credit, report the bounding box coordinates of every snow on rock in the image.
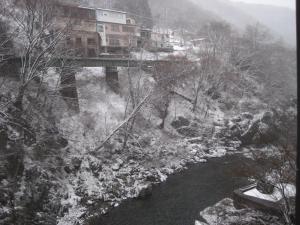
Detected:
[195,220,208,225]
[244,183,296,202]
[57,206,86,225]
[200,198,282,225]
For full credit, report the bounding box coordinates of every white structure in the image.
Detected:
[96,8,126,24]
[95,8,139,50]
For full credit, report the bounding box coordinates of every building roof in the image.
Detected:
[190,38,206,42]
[78,6,127,14]
[96,7,127,14]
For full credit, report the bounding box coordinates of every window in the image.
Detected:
[109,39,120,46]
[74,19,81,25]
[63,7,70,17]
[97,23,104,32]
[87,48,96,57]
[122,26,135,33]
[97,11,103,16]
[87,10,95,20]
[111,24,120,32]
[111,12,123,19]
[66,37,72,46]
[87,38,96,45]
[75,37,82,46]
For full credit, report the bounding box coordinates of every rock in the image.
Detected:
[260,111,273,124]
[229,124,242,139]
[257,180,274,194]
[72,157,82,170]
[171,116,190,129]
[64,165,71,174]
[187,137,203,144]
[139,136,152,148]
[0,126,8,151]
[57,136,68,148]
[200,198,282,225]
[116,158,124,166]
[177,127,199,137]
[240,120,260,145]
[211,91,221,100]
[138,184,153,199]
[112,164,120,171]
[206,87,221,100]
[240,116,277,146]
[146,174,157,182]
[241,112,254,120]
[231,116,242,123]
[190,122,199,128]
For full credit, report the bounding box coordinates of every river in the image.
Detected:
[89,154,254,225]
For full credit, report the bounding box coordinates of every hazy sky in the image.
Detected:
[229,0,295,9]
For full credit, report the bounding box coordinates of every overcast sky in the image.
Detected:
[229,0,295,9]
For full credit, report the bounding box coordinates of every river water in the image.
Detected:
[89,154,254,225]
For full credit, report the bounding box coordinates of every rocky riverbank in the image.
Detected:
[1,66,296,225]
[57,105,289,225]
[196,198,283,225]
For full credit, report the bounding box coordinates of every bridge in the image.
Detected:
[3,56,180,112]
[6,56,173,68]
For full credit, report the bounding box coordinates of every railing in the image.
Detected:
[4,55,181,68]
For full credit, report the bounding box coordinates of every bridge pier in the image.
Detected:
[59,68,80,113]
[105,66,119,93]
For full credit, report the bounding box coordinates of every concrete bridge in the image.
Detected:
[4,56,176,112]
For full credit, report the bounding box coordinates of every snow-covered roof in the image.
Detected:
[190,38,206,42]
[96,7,127,14]
[77,6,127,15]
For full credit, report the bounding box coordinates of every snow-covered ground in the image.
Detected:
[244,184,296,202]
[54,66,248,224]
[198,198,282,225]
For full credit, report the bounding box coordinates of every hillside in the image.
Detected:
[191,0,296,46]
[233,2,296,46]
[0,1,297,225]
[149,0,296,46]
[149,0,216,31]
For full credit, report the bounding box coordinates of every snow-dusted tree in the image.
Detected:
[190,44,219,112]
[150,56,192,129]
[200,20,232,58]
[243,23,272,50]
[2,0,70,111]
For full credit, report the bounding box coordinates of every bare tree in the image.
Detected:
[150,56,192,129]
[2,0,70,111]
[200,20,232,58]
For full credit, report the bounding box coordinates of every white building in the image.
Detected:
[96,8,127,24]
[95,8,139,51]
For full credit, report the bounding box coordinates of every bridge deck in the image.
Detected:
[5,57,174,68]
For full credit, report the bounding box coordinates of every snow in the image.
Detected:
[199,198,281,225]
[244,188,279,202]
[57,206,86,225]
[244,183,296,202]
[173,45,188,51]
